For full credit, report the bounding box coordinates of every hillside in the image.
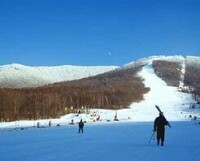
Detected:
[151,56,200,103]
[184,56,200,88]
[0,55,200,122]
[0,65,149,121]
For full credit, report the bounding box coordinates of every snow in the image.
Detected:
[0,64,119,88]
[127,62,194,121]
[179,58,186,88]
[186,56,200,66]
[123,55,185,68]
[0,122,200,161]
[0,57,200,161]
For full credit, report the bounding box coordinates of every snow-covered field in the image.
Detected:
[0,121,200,161]
[0,56,200,161]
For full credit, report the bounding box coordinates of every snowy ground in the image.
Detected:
[0,58,200,161]
[0,121,200,161]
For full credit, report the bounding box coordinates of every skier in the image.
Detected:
[37,122,40,128]
[78,119,84,133]
[49,120,51,127]
[153,112,171,146]
[69,119,74,125]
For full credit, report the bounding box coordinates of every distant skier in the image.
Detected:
[49,121,51,127]
[153,112,171,146]
[37,122,40,128]
[69,119,74,125]
[78,119,84,133]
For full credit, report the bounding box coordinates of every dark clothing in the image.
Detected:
[79,120,84,133]
[154,115,169,145]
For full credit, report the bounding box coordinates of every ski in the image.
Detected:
[155,105,162,113]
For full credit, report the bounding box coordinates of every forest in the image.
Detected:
[0,65,149,121]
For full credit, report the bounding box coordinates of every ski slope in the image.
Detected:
[0,57,200,161]
[0,121,200,161]
[127,62,194,121]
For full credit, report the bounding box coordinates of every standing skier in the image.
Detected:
[78,119,84,133]
[153,112,171,146]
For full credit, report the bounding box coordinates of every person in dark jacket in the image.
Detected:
[78,119,84,133]
[154,112,171,146]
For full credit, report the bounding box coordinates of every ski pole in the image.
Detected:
[148,131,155,143]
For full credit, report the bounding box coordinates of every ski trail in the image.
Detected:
[179,57,186,88]
[126,62,194,121]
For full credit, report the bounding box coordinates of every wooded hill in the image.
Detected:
[152,59,200,103]
[0,65,149,121]
[152,60,182,87]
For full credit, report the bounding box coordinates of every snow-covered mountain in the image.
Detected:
[123,55,200,68]
[0,63,119,88]
[0,55,199,128]
[1,56,200,161]
[0,55,200,126]
[1,55,200,89]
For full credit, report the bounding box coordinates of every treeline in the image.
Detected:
[152,59,200,103]
[184,63,200,88]
[152,60,182,87]
[0,65,149,121]
[184,62,200,103]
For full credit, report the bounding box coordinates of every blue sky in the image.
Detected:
[0,0,200,66]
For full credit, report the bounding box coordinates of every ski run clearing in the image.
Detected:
[0,56,200,161]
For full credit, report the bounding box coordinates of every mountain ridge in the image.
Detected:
[1,55,200,89]
[0,63,119,88]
